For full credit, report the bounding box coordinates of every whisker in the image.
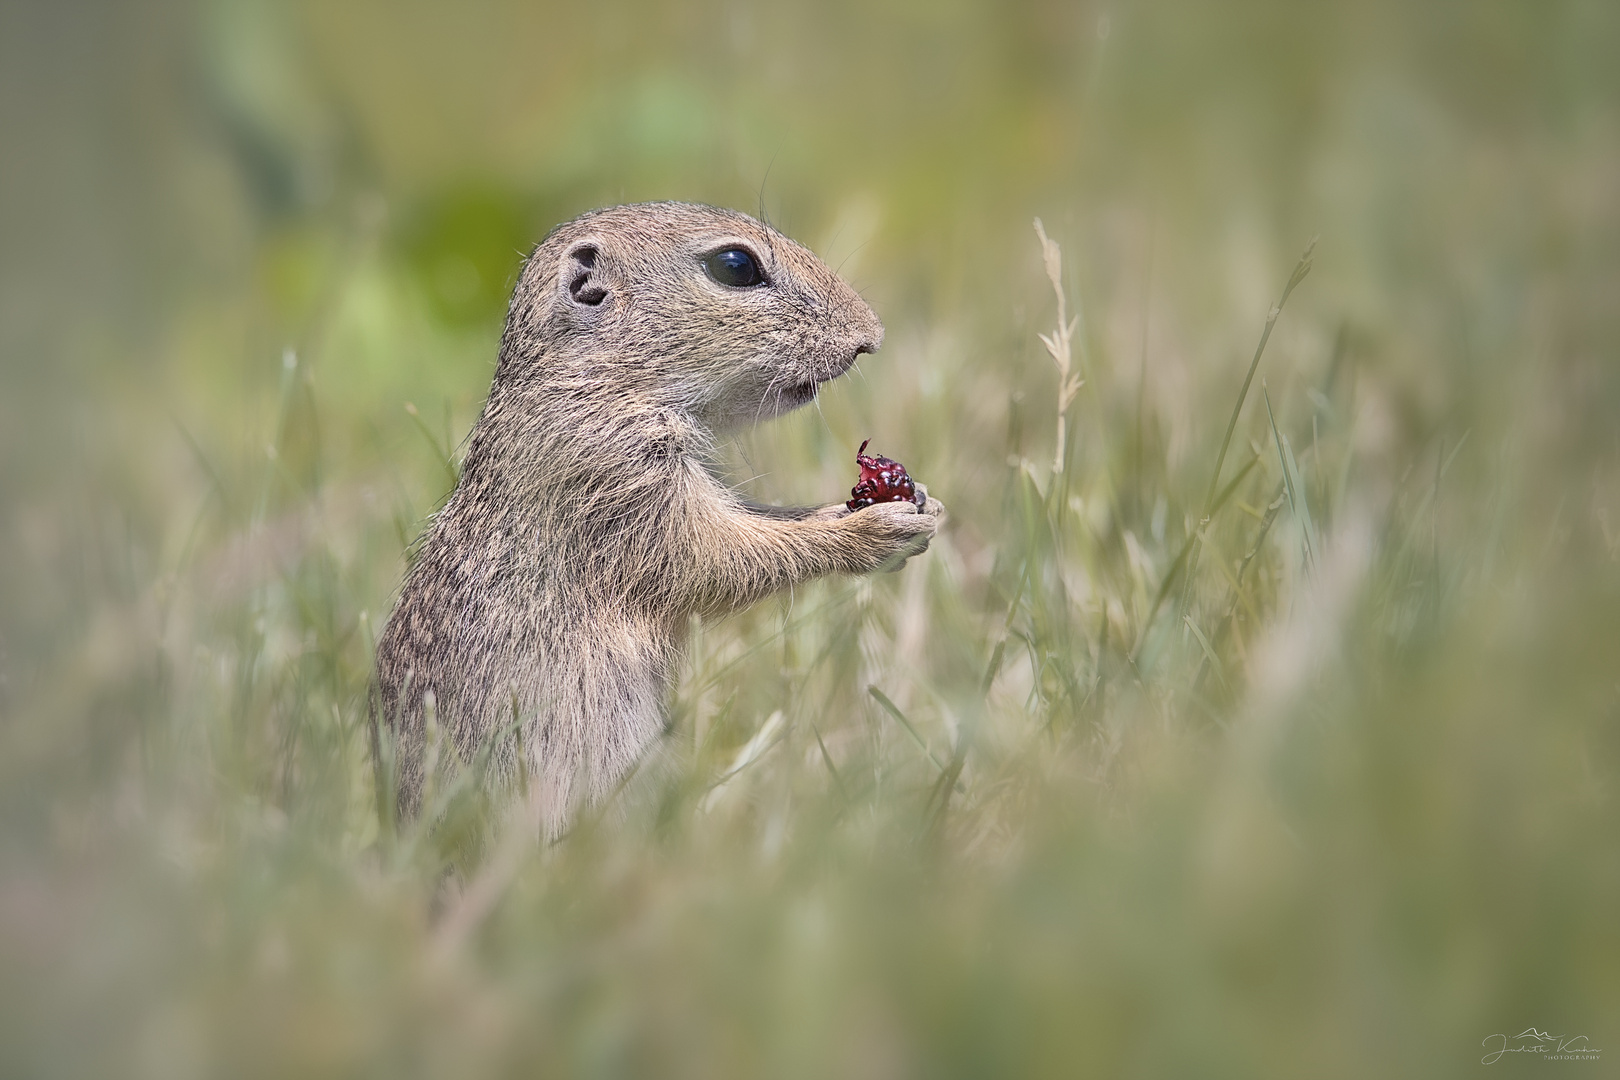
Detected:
[836,240,871,275]
[752,369,784,430]
[812,389,833,439]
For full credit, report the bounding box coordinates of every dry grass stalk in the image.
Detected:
[1033,218,1084,475]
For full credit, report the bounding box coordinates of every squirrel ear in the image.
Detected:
[561,242,608,307]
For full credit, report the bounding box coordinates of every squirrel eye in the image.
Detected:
[704,247,765,288]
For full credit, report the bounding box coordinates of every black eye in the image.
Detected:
[704,247,765,288]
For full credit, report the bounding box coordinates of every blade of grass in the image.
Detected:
[923,747,969,837]
[869,687,964,793]
[704,710,788,794]
[869,686,947,773]
[1183,613,1232,696]
[405,401,459,489]
[1178,239,1316,620]
[1205,530,1262,626]
[173,418,234,517]
[812,724,847,798]
[981,555,1031,697]
[1131,451,1259,660]
[1264,384,1317,573]
[699,589,859,693]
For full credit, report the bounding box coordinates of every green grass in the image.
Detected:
[3,2,1619,1077]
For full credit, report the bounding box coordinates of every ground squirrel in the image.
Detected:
[373,202,943,833]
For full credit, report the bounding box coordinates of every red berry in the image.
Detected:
[847,439,927,511]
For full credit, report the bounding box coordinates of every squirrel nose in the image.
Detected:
[844,291,883,359]
[853,315,884,357]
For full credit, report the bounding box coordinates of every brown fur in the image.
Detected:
[372,202,941,833]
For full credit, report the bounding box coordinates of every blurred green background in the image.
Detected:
[2,1,1618,1076]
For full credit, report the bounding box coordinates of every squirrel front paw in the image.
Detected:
[914,481,945,519]
[841,496,942,573]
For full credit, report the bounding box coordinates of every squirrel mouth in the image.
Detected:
[783,379,819,404]
[797,351,858,400]
[773,355,853,412]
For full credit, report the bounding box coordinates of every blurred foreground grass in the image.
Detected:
[2,1,1619,1076]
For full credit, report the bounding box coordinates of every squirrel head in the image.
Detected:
[498,202,883,433]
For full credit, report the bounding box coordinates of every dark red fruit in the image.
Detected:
[847,439,927,511]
